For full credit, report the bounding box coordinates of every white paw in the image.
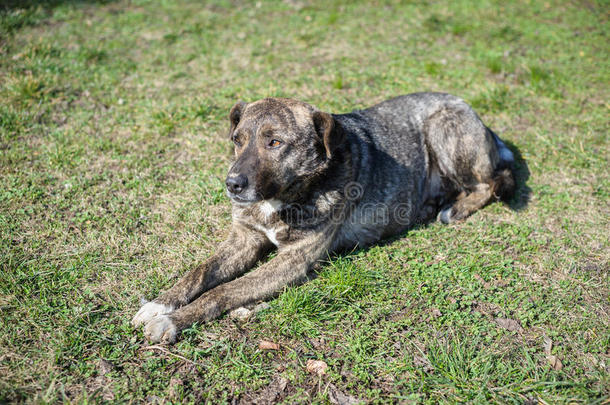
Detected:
[438,207,453,224]
[131,302,174,328]
[143,315,177,344]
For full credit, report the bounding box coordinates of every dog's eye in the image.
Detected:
[268,139,282,149]
[232,135,242,147]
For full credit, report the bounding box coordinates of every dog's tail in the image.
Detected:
[488,128,516,201]
[489,128,514,169]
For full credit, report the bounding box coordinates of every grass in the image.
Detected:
[0,0,608,403]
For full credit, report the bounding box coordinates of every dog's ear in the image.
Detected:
[228,101,247,138]
[313,111,345,159]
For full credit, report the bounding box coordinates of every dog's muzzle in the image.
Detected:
[226,174,260,203]
[226,174,248,195]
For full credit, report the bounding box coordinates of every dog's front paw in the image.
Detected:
[143,315,178,344]
[132,301,174,327]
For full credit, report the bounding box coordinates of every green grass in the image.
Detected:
[1,0,608,403]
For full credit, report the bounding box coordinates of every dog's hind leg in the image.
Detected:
[424,103,515,224]
[438,167,514,223]
[438,183,491,223]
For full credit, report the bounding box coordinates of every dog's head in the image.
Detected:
[225,98,345,204]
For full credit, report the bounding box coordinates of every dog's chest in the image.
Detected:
[237,200,288,247]
[333,207,386,250]
[252,223,283,246]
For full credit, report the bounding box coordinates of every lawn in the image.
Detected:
[0,0,608,403]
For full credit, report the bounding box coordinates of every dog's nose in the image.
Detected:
[226,174,248,194]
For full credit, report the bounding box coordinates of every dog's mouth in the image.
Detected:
[226,192,261,205]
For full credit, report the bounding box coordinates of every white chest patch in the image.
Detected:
[259,199,283,219]
[254,223,280,246]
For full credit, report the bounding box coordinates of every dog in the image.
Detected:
[132,92,515,343]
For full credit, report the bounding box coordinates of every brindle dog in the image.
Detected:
[132,92,515,343]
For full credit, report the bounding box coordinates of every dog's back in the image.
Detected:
[332,92,515,250]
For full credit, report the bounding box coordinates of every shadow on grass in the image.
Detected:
[1,0,116,37]
[504,140,532,211]
[1,0,114,10]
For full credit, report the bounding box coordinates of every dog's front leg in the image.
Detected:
[142,229,335,343]
[132,225,271,329]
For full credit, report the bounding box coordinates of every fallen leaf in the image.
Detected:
[544,337,553,355]
[493,278,510,288]
[431,308,442,318]
[251,376,288,403]
[473,274,491,289]
[98,359,113,375]
[306,359,328,376]
[328,383,360,405]
[494,317,523,332]
[168,377,183,399]
[413,355,434,373]
[310,337,326,350]
[548,355,563,371]
[259,340,280,350]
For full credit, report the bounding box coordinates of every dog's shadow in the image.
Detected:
[504,140,532,211]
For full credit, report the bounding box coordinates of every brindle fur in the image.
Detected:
[132,92,515,343]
